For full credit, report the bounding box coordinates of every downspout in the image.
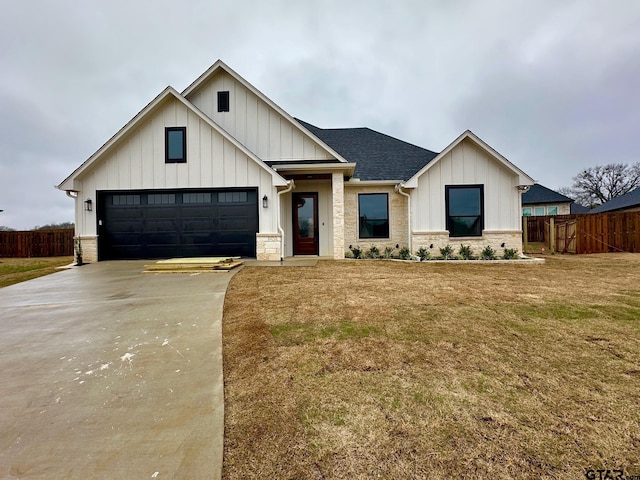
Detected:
[395,183,412,254]
[277,180,295,261]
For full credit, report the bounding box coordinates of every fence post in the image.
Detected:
[522,217,529,253]
[550,217,556,254]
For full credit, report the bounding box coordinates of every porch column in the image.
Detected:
[332,172,345,259]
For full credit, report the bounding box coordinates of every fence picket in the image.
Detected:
[0,229,74,257]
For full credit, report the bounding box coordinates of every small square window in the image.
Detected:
[165,127,186,163]
[547,206,558,215]
[218,91,230,112]
[534,206,545,216]
[522,207,532,217]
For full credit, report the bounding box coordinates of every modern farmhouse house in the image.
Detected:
[58,60,535,262]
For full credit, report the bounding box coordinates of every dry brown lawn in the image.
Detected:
[222,254,640,479]
[0,257,73,288]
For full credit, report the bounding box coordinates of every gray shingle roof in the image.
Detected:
[522,184,573,205]
[590,187,640,213]
[296,119,438,181]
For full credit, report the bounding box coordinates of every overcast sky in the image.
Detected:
[1,0,638,230]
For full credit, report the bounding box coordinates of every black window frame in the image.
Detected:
[445,184,484,237]
[358,193,390,239]
[165,127,186,164]
[217,91,230,112]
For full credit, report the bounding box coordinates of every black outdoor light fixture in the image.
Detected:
[262,195,268,208]
[84,198,92,212]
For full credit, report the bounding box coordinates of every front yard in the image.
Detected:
[0,257,73,288]
[222,254,640,479]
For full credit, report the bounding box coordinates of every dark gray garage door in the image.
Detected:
[97,189,258,260]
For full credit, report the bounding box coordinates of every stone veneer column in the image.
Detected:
[332,172,345,259]
[256,233,282,261]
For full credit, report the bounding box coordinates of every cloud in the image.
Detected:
[0,0,639,228]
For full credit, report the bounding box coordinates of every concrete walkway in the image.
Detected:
[0,261,236,480]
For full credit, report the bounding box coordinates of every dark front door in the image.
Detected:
[293,192,319,255]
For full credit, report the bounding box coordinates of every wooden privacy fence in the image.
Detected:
[524,212,640,254]
[0,229,75,258]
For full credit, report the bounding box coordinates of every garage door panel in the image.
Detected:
[98,189,257,260]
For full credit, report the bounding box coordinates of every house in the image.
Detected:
[589,187,640,213]
[521,184,573,216]
[57,60,535,262]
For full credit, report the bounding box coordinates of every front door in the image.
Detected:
[293,192,319,255]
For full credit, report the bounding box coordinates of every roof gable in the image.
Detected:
[57,86,287,190]
[296,119,438,181]
[522,184,574,205]
[182,60,348,164]
[404,130,535,188]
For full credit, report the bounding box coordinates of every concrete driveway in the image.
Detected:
[0,261,235,480]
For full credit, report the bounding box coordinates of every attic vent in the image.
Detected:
[218,91,230,112]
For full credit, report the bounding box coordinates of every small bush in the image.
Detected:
[480,245,497,260]
[503,248,519,260]
[350,245,363,259]
[344,250,354,259]
[398,247,412,260]
[459,244,473,260]
[366,245,380,259]
[439,245,455,260]
[416,246,431,261]
[383,246,394,259]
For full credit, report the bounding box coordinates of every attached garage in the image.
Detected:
[97,188,258,260]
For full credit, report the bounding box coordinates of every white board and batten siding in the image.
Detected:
[413,138,522,232]
[186,71,334,162]
[75,96,277,236]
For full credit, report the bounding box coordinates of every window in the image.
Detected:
[358,193,389,238]
[218,191,247,203]
[446,185,484,237]
[147,194,175,205]
[165,127,186,163]
[183,192,212,204]
[522,207,532,217]
[112,194,140,206]
[547,206,558,215]
[217,91,230,112]
[534,206,545,216]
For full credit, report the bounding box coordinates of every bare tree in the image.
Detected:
[560,163,640,208]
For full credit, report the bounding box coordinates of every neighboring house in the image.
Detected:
[521,184,573,216]
[57,60,535,262]
[589,187,640,213]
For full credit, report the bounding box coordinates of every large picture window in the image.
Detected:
[358,193,389,238]
[165,127,186,163]
[446,185,484,237]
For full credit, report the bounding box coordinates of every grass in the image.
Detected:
[0,257,74,288]
[222,254,640,479]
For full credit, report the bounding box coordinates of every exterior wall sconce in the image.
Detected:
[84,198,92,211]
[262,195,268,208]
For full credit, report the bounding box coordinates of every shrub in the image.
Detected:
[503,248,519,260]
[366,245,380,259]
[383,246,394,259]
[350,245,363,259]
[416,246,431,261]
[458,244,473,260]
[480,245,497,260]
[439,245,455,260]
[398,247,411,260]
[344,250,354,259]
